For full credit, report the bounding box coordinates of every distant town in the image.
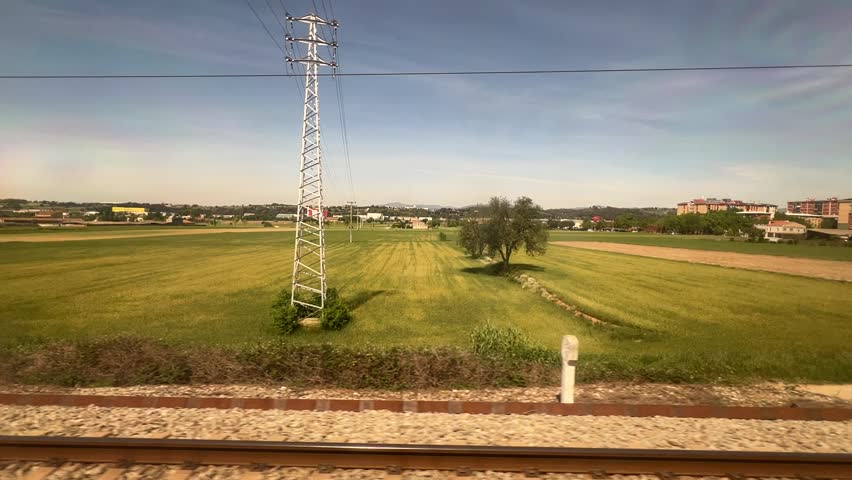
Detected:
[1,195,850,243]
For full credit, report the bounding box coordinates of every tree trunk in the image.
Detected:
[501,247,511,272]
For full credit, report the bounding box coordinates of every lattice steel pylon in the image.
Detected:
[286,13,338,312]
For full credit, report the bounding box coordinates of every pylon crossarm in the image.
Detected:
[285,35,336,47]
[287,57,336,67]
[287,14,337,26]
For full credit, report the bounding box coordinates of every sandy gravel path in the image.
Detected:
[552,241,852,282]
[0,227,294,243]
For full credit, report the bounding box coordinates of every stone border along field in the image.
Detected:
[552,241,852,282]
[0,227,294,243]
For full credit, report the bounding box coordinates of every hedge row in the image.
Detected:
[0,335,559,389]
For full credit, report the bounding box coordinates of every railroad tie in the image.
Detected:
[167,469,195,480]
[95,467,127,480]
[309,468,332,480]
[21,466,58,480]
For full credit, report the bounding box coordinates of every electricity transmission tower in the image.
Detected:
[287,12,338,312]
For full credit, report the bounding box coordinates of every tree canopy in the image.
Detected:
[458,219,486,258]
[463,196,548,271]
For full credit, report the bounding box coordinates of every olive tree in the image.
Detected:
[482,196,548,271]
[458,219,486,258]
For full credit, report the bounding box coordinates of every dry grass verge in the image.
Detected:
[0,336,559,389]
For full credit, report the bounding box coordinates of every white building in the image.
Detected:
[764,221,806,242]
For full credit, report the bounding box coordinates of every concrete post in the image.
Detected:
[560,335,578,404]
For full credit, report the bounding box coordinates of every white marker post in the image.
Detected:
[560,335,578,404]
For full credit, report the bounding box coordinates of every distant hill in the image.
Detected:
[544,206,674,219]
[381,202,451,211]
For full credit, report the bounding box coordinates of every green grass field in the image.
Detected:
[1,227,850,382]
[549,231,852,261]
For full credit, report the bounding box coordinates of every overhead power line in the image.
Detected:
[333,51,355,202]
[245,0,286,55]
[262,0,288,34]
[3,63,852,80]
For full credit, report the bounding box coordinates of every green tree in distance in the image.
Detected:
[458,219,486,258]
[482,196,548,271]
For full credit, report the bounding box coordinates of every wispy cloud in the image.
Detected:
[7,2,279,70]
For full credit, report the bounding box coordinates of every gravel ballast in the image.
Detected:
[0,462,673,480]
[2,383,849,407]
[1,405,849,453]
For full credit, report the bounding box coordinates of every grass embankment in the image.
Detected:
[1,228,850,384]
[549,231,852,262]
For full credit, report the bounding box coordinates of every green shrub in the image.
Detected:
[321,288,352,330]
[272,302,301,334]
[438,232,448,241]
[470,323,559,365]
[272,287,353,334]
[271,289,306,334]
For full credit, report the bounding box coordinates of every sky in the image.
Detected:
[1,0,851,209]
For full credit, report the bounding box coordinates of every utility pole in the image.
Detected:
[287,12,338,312]
[346,200,356,243]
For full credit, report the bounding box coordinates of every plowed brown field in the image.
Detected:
[552,241,852,282]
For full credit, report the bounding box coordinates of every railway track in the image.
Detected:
[2,436,851,479]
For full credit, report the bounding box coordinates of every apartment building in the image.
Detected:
[840,199,852,230]
[676,198,777,217]
[787,197,840,216]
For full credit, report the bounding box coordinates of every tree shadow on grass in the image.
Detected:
[347,289,389,310]
[460,263,545,276]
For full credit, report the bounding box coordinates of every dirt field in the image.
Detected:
[0,227,294,243]
[553,241,852,282]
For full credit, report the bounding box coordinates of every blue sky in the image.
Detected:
[1,0,851,208]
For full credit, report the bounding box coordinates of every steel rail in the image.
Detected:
[1,436,850,478]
